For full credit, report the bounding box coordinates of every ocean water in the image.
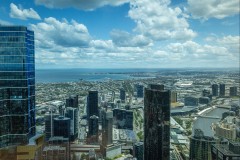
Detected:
[35,68,160,83]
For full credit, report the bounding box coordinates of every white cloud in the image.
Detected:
[10,3,41,20]
[110,29,152,47]
[128,0,197,41]
[31,17,90,47]
[35,0,129,10]
[0,19,12,25]
[187,0,240,20]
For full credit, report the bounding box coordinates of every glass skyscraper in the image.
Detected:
[0,26,35,148]
[144,87,171,160]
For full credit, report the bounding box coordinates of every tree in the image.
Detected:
[174,117,183,126]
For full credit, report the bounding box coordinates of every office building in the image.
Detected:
[45,113,59,141]
[214,116,237,141]
[88,115,99,143]
[148,84,164,90]
[190,133,219,160]
[102,109,113,146]
[134,142,143,160]
[171,91,177,103]
[212,84,219,96]
[202,89,212,100]
[87,91,99,121]
[0,26,35,148]
[199,97,210,104]
[65,107,78,141]
[53,116,70,140]
[144,88,171,160]
[113,108,133,130]
[230,87,238,96]
[42,136,70,160]
[136,84,144,98]
[184,96,198,106]
[120,88,126,102]
[65,95,78,108]
[219,84,225,97]
[211,142,240,160]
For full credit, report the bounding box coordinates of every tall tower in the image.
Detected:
[144,88,171,160]
[0,26,35,148]
[212,84,219,96]
[102,109,113,146]
[120,88,126,102]
[87,91,99,120]
[66,95,78,108]
[219,84,225,97]
[136,84,144,98]
[65,107,78,141]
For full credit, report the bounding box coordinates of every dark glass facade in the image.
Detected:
[0,26,35,148]
[212,84,219,96]
[136,84,144,98]
[144,88,170,160]
[65,95,78,108]
[113,108,133,130]
[53,116,70,140]
[120,88,126,102]
[219,84,225,97]
[87,91,99,120]
[65,107,78,141]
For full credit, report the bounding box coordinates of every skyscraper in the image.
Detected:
[219,84,225,97]
[136,84,144,98]
[0,26,35,148]
[53,116,70,140]
[101,109,113,146]
[119,88,126,102]
[65,107,78,141]
[229,86,237,96]
[212,84,219,96]
[87,91,99,121]
[88,115,99,143]
[148,84,164,90]
[44,113,59,141]
[65,95,78,108]
[144,88,171,160]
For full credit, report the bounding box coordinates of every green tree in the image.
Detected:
[174,117,183,126]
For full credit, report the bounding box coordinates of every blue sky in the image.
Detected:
[0,0,239,69]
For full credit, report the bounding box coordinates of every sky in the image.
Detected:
[0,0,239,69]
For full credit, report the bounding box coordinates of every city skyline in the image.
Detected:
[0,0,239,69]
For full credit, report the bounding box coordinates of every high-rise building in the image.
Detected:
[184,96,199,106]
[212,84,219,96]
[171,91,177,103]
[65,95,78,108]
[120,88,126,102]
[0,26,35,148]
[87,91,99,121]
[211,142,240,160]
[229,87,237,96]
[113,108,133,130]
[88,115,99,143]
[133,142,143,160]
[44,113,59,141]
[136,84,144,98]
[53,116,70,140]
[144,88,171,160]
[190,132,219,160]
[65,107,78,141]
[219,84,225,97]
[148,84,164,90]
[102,109,113,146]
